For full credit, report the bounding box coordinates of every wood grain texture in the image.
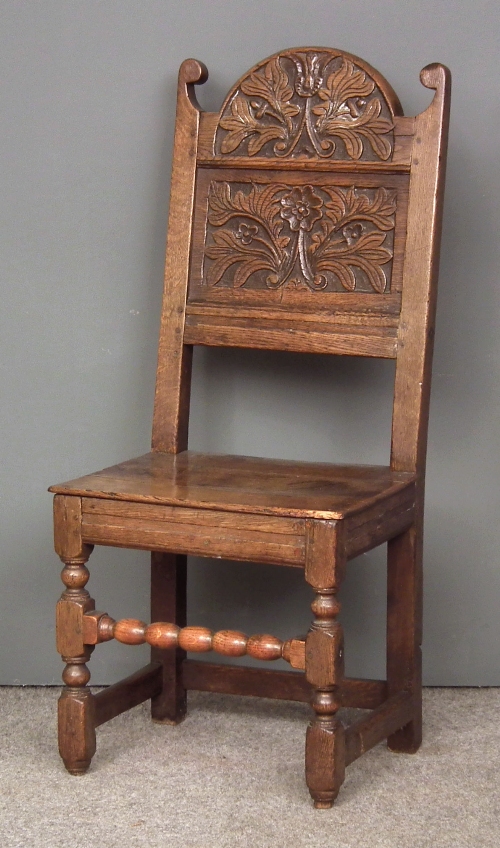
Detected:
[50,452,415,521]
[81,512,305,566]
[56,591,94,658]
[187,288,403,311]
[55,536,96,775]
[185,300,401,324]
[387,64,450,754]
[182,659,311,701]
[53,495,92,562]
[188,168,409,314]
[83,611,307,668]
[197,111,414,166]
[58,687,96,776]
[341,677,387,709]
[386,523,423,752]
[344,690,415,765]
[49,51,450,804]
[82,611,114,645]
[150,552,187,723]
[182,660,386,708]
[391,64,451,476]
[213,49,399,162]
[305,519,346,807]
[305,717,345,809]
[151,58,208,453]
[94,663,162,727]
[305,519,345,589]
[281,637,307,670]
[201,181,398,293]
[184,319,398,358]
[345,484,415,558]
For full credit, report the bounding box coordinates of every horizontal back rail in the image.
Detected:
[198,114,415,169]
[183,312,398,357]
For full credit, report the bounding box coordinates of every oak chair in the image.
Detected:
[49,47,450,807]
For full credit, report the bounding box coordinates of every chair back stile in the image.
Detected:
[391,64,451,478]
[151,59,208,454]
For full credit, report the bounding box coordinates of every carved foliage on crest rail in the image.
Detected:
[203,181,396,293]
[215,52,395,160]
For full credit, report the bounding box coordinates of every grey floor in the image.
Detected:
[1,687,499,848]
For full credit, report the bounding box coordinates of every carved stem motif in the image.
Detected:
[204,181,396,293]
[216,52,394,161]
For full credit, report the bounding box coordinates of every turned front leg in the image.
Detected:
[54,495,96,775]
[304,520,346,809]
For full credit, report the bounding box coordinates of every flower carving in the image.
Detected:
[204,181,397,293]
[342,222,363,244]
[216,51,394,160]
[280,186,323,232]
[235,222,259,244]
[292,52,325,97]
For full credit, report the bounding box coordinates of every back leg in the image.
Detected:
[387,523,422,752]
[150,552,187,724]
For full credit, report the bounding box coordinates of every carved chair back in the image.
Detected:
[152,48,450,483]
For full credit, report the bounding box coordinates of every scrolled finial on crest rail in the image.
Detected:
[214,48,401,161]
[177,57,209,112]
[418,62,451,124]
[419,62,450,93]
[179,57,209,87]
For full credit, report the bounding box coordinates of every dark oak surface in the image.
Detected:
[50,450,414,520]
[50,47,450,808]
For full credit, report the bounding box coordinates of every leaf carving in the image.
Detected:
[205,230,276,287]
[315,231,392,292]
[203,182,396,293]
[316,95,393,160]
[219,95,288,155]
[216,51,394,160]
[241,58,300,123]
[323,186,397,231]
[316,59,374,112]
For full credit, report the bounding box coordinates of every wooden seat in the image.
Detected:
[50,47,450,807]
[51,452,415,564]
[52,451,415,517]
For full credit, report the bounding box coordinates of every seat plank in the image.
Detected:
[50,451,415,520]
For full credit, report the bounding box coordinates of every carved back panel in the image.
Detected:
[212,49,401,162]
[185,49,414,359]
[152,49,450,474]
[186,165,407,358]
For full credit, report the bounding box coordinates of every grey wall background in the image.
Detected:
[1,0,499,686]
